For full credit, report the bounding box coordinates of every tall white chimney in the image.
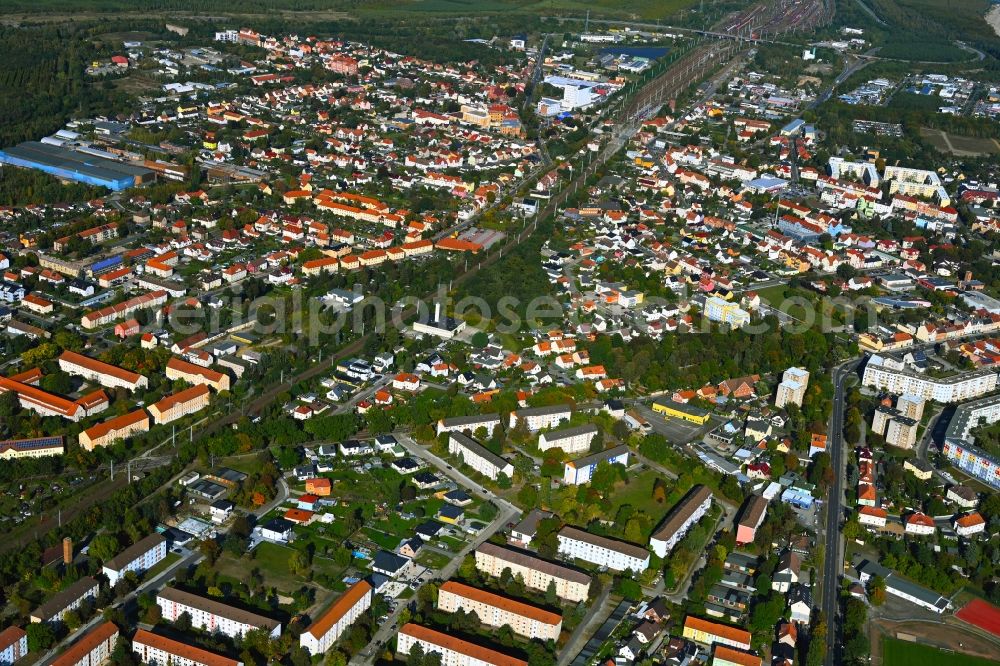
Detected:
[434,302,441,322]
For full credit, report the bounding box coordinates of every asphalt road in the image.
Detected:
[822,360,858,666]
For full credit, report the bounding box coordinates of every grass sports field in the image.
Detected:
[882,637,1000,666]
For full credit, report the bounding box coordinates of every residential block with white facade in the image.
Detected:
[475,542,591,602]
[102,533,166,586]
[862,358,998,403]
[156,588,281,639]
[447,433,514,481]
[299,581,372,654]
[397,624,527,666]
[556,526,650,572]
[437,582,561,641]
[132,630,243,666]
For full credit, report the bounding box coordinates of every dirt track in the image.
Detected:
[871,616,1000,665]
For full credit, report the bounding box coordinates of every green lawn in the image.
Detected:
[219,541,345,593]
[143,551,181,580]
[882,638,1000,666]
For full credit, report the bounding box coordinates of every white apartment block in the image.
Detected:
[556,527,650,572]
[132,629,243,666]
[475,542,591,602]
[299,581,372,654]
[508,405,573,431]
[862,361,998,403]
[885,416,918,449]
[30,577,99,624]
[156,588,281,639]
[102,533,166,586]
[397,624,527,666]
[829,157,880,186]
[447,433,514,481]
[50,621,118,666]
[649,485,713,558]
[538,424,598,455]
[436,413,501,437]
[775,367,809,408]
[0,627,27,666]
[437,582,562,641]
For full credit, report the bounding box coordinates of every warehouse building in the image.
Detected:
[0,141,152,191]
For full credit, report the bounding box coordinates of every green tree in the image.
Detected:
[89,533,120,563]
[26,622,55,651]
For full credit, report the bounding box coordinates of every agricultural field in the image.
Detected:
[882,637,1000,666]
[920,128,1000,156]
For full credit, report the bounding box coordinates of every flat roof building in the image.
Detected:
[0,141,151,191]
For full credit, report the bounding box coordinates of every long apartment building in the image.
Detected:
[0,436,65,460]
[475,542,591,603]
[556,526,650,572]
[299,581,372,655]
[49,621,118,666]
[58,351,148,392]
[508,405,573,431]
[437,581,562,641]
[0,377,102,422]
[436,413,501,437]
[102,533,167,586]
[397,624,527,666]
[862,358,998,403]
[148,384,211,425]
[31,577,99,624]
[942,393,1000,489]
[447,433,514,481]
[81,290,168,329]
[537,424,598,455]
[165,357,230,392]
[649,485,713,558]
[79,409,150,451]
[156,588,281,639]
[0,626,27,666]
[132,630,242,666]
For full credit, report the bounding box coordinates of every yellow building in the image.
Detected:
[652,399,711,425]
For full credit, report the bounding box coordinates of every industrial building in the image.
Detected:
[0,141,152,191]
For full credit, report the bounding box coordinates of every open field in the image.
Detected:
[873,617,1000,665]
[920,128,1000,156]
[882,637,1000,666]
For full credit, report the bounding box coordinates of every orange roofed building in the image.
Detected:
[397,623,527,666]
